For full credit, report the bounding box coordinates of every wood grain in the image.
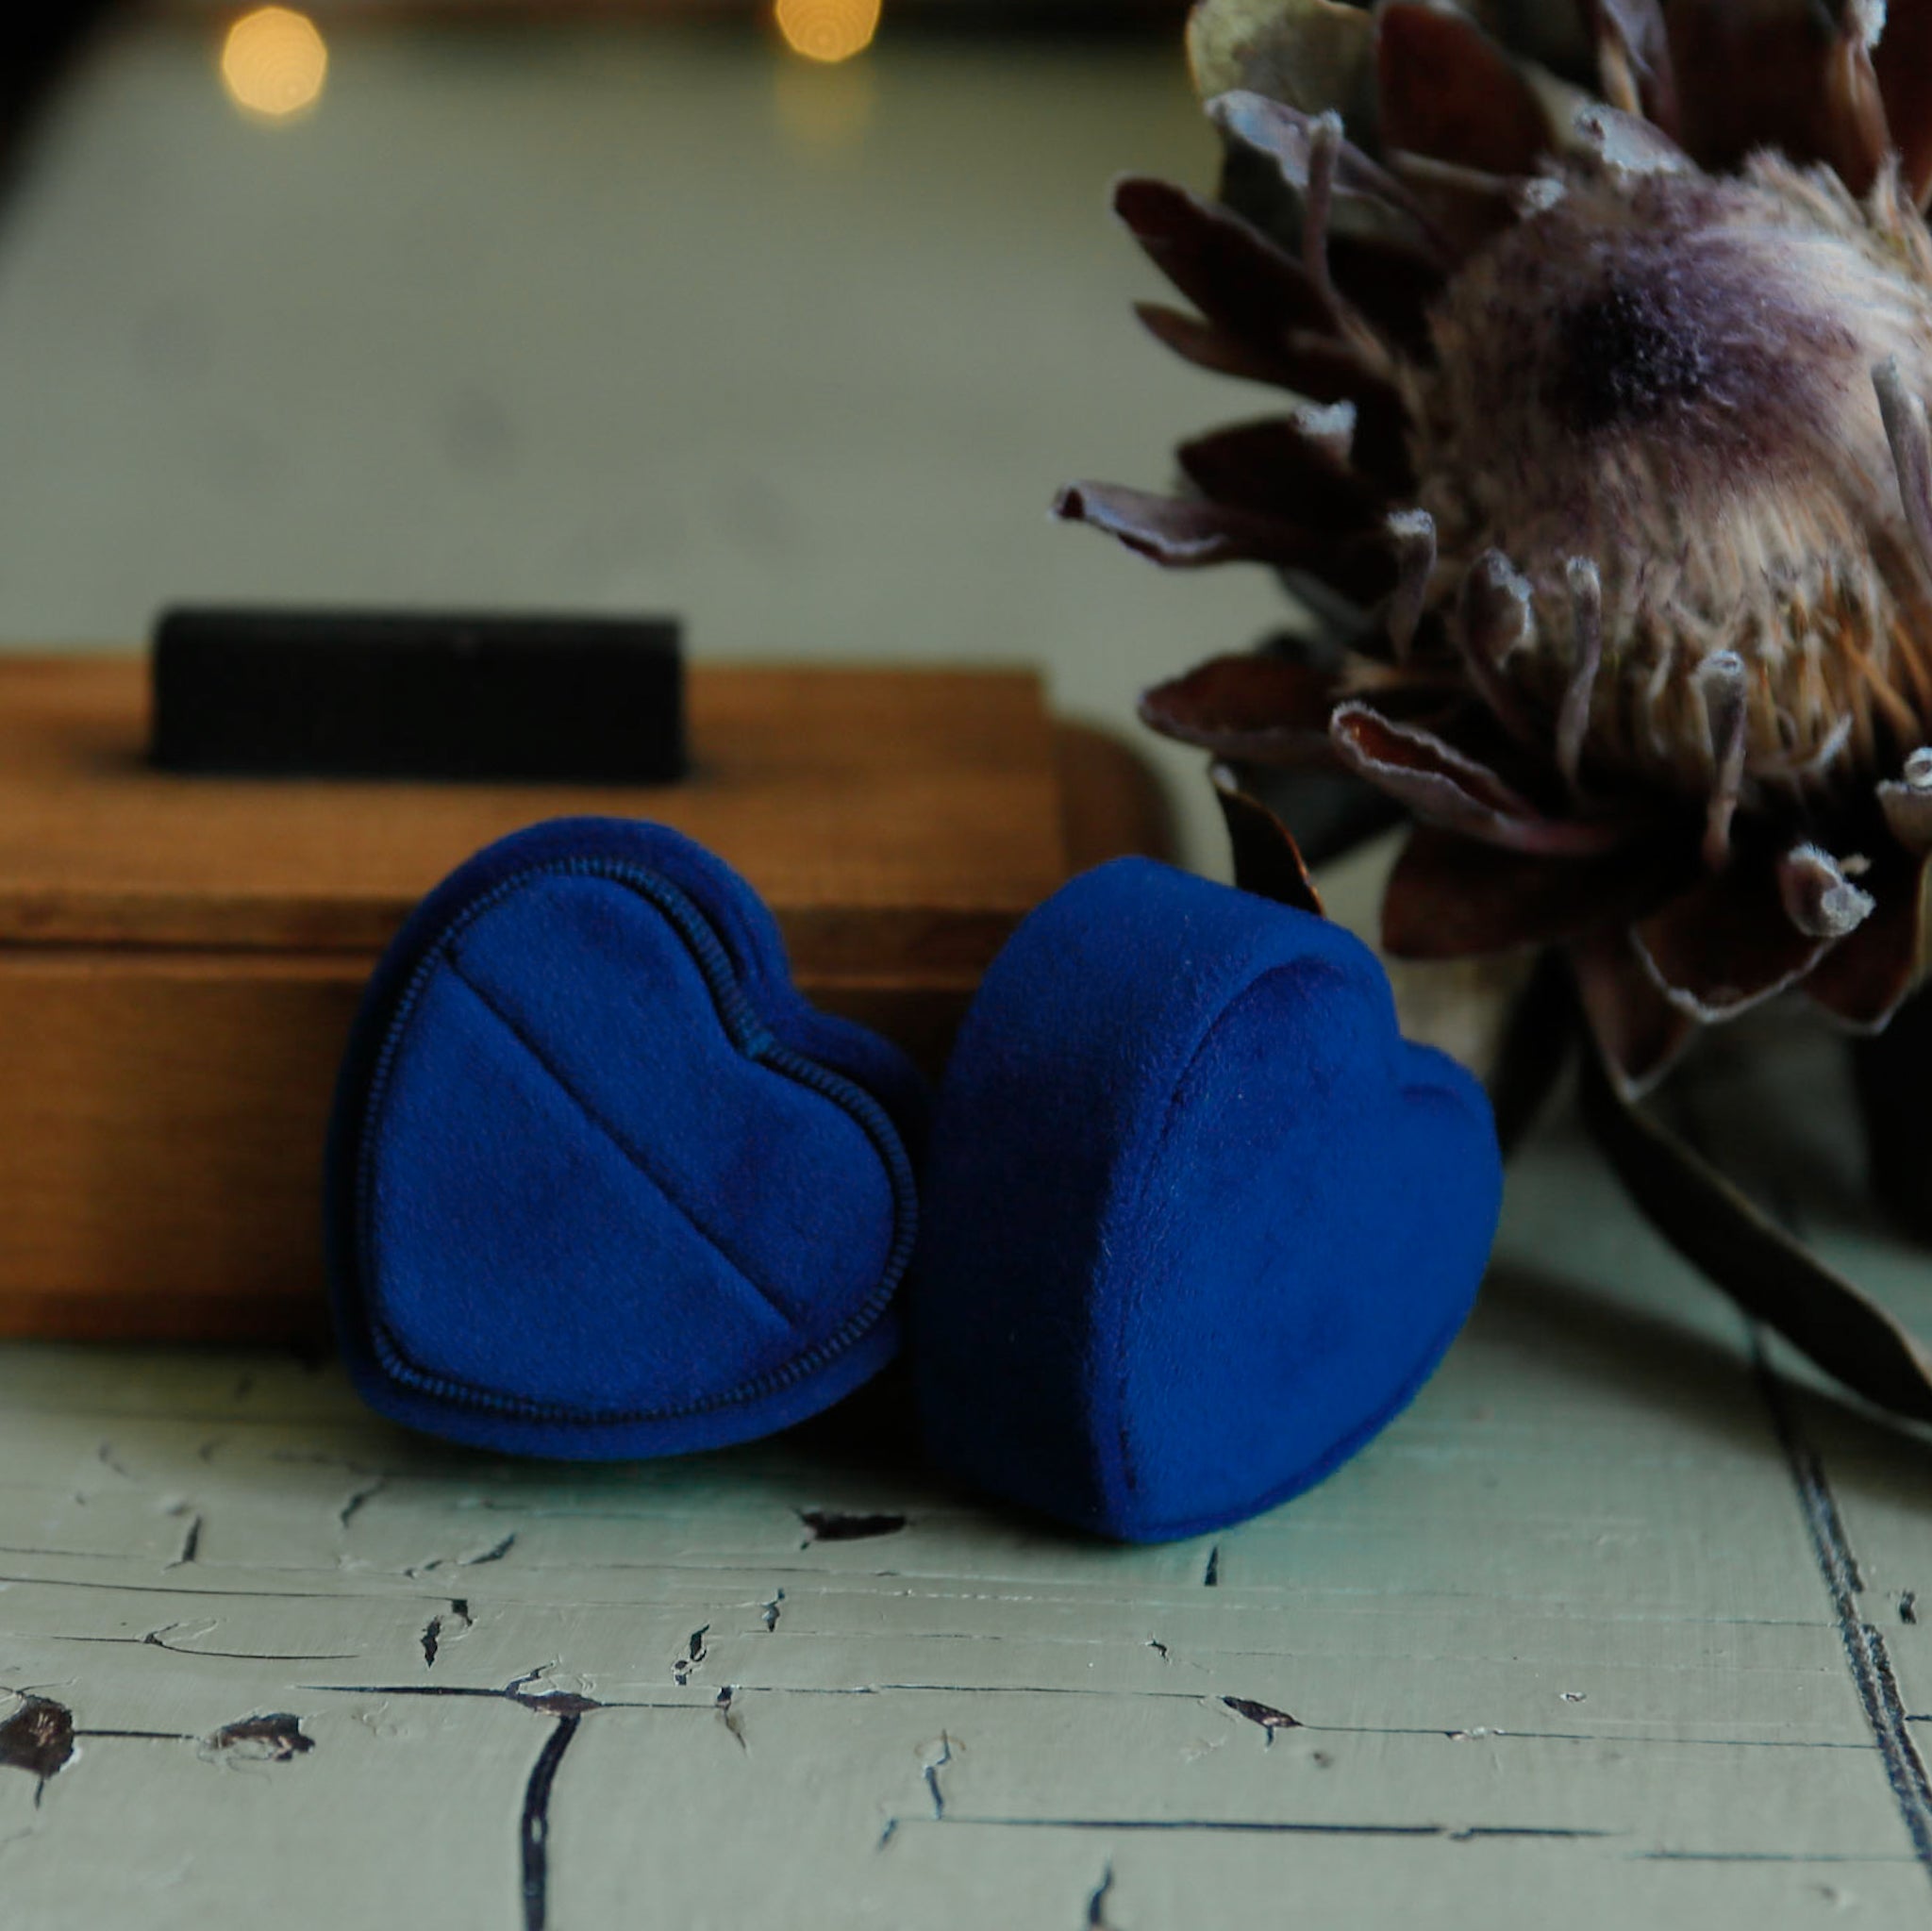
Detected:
[0,658,1066,967]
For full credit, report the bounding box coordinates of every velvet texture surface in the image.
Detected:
[327,818,927,1457]
[911,858,1503,1542]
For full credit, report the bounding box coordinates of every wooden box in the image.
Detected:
[0,658,1168,1340]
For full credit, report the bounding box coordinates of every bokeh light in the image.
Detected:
[774,0,882,65]
[221,7,328,121]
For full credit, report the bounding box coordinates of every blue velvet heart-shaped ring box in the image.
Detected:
[327,818,926,1458]
[911,857,1502,1542]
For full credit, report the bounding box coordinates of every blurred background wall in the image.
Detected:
[0,2,1299,868]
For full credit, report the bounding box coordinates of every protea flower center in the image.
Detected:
[1412,158,1932,806]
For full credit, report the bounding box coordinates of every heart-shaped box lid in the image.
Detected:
[911,858,1503,1541]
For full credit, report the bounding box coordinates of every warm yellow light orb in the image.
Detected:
[774,0,881,65]
[221,7,328,120]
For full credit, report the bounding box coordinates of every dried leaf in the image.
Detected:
[1210,760,1326,914]
[1852,982,1932,1240]
[1579,1025,1932,1423]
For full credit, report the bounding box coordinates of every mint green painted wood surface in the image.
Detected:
[2,1057,1930,1928]
[1,19,1930,1928]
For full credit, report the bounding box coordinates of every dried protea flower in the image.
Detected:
[1058,0,1932,1107]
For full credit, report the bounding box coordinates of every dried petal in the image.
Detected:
[1382,824,1674,960]
[1382,508,1436,660]
[1376,1,1557,177]
[1055,480,1401,602]
[1556,555,1604,791]
[1208,91,1451,263]
[1113,177,1333,341]
[1696,650,1749,872]
[1139,653,1341,763]
[1806,848,1932,1029]
[1325,232,1443,360]
[1874,356,1932,582]
[1187,0,1379,129]
[1331,700,1624,854]
[1664,0,1872,181]
[1777,842,1877,939]
[1824,8,1894,198]
[1570,926,1697,1100]
[1634,860,1836,1022]
[1878,745,1932,848]
[1134,302,1299,388]
[1452,552,1546,751]
[1571,102,1691,176]
[1874,0,1932,208]
[1384,151,1530,256]
[1211,760,1326,916]
[1588,0,1681,136]
[1130,279,1414,487]
[1176,411,1384,529]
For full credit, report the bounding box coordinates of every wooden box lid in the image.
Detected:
[0,657,1069,975]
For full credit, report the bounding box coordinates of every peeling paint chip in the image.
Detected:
[798,1510,908,1542]
[1222,1695,1301,1738]
[0,1697,75,1780]
[208,1713,313,1764]
[518,1691,602,1718]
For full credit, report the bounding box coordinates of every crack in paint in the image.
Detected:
[520,1708,585,1931]
[1085,1862,1117,1929]
[922,1734,953,1821]
[1757,1341,1932,1891]
[168,1511,203,1569]
[338,1478,388,1530]
[204,1713,313,1765]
